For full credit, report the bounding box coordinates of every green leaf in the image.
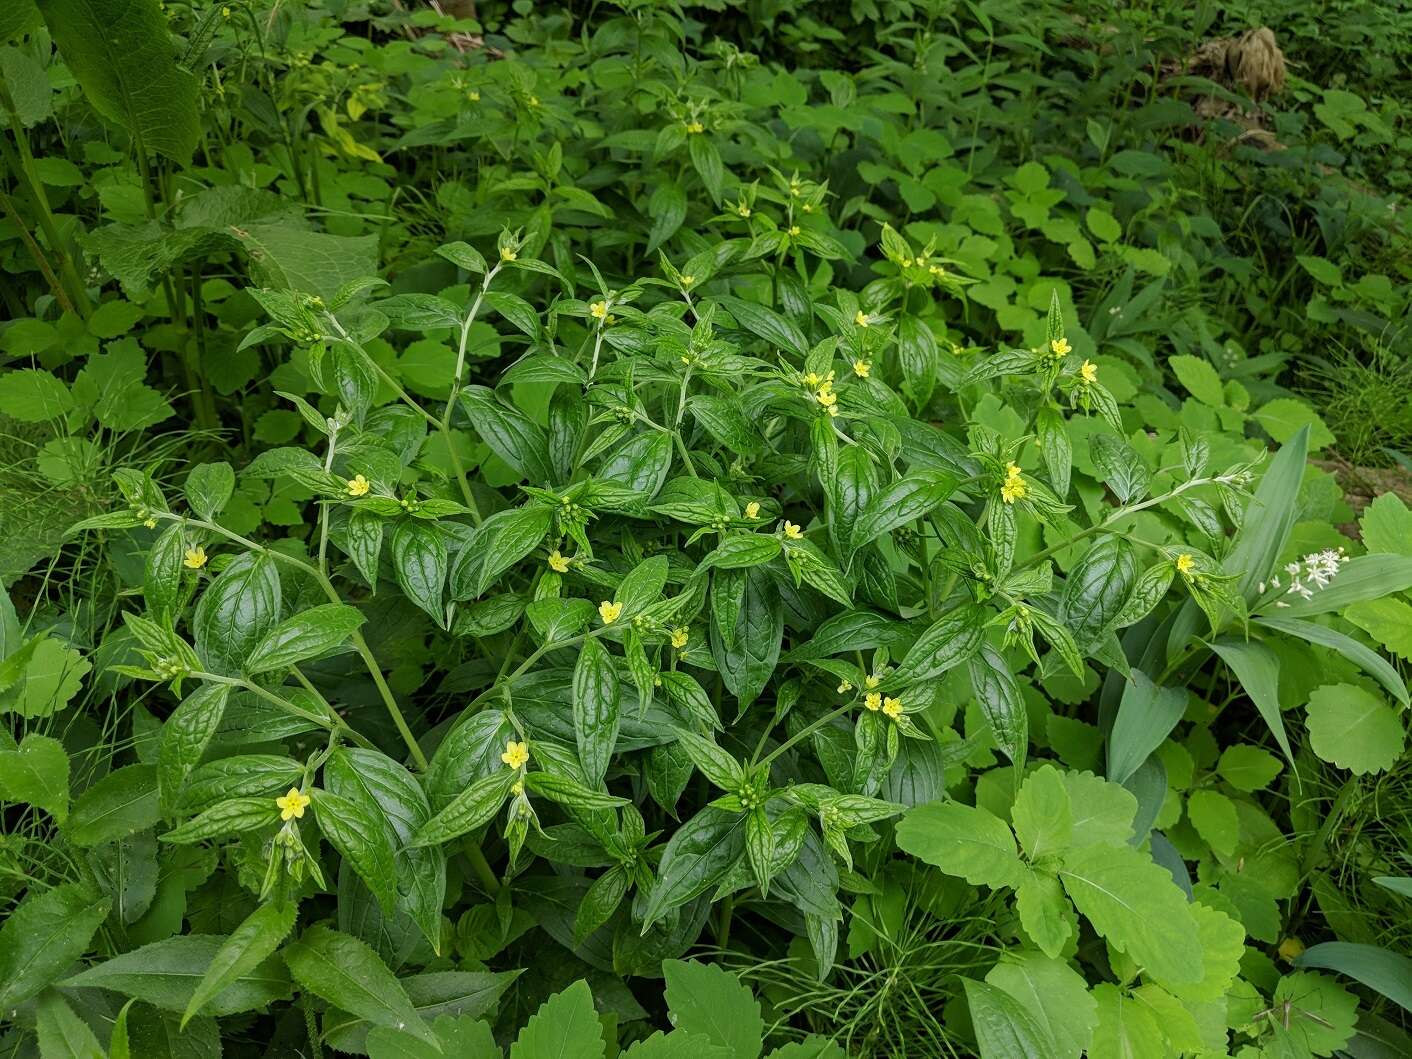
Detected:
[1224,426,1309,603]
[688,134,725,205]
[313,788,399,915]
[0,732,69,821]
[1216,744,1283,792]
[193,553,282,675]
[895,801,1025,889]
[1186,789,1239,858]
[1359,493,1412,557]
[158,682,231,813]
[1296,942,1412,1014]
[1059,536,1137,650]
[160,796,282,844]
[1016,872,1077,958]
[62,934,291,1015]
[67,763,161,846]
[1305,683,1404,775]
[475,505,553,597]
[1275,554,1412,618]
[714,295,808,359]
[846,474,955,553]
[182,901,297,1028]
[36,989,106,1059]
[183,462,235,521]
[0,883,110,1008]
[1257,614,1409,706]
[284,925,439,1050]
[1089,984,1164,1059]
[1168,355,1224,406]
[392,520,448,627]
[964,979,1060,1059]
[641,807,746,930]
[1011,764,1073,861]
[410,769,516,847]
[1253,398,1335,451]
[968,645,1027,769]
[662,959,763,1059]
[1058,844,1203,987]
[710,567,782,711]
[673,729,744,791]
[458,386,554,485]
[36,0,199,164]
[573,637,621,786]
[985,952,1097,1059]
[244,604,365,673]
[1107,672,1187,785]
[0,368,73,421]
[1208,638,1295,768]
[1345,598,1412,663]
[890,603,985,685]
[509,979,605,1059]
[0,635,90,717]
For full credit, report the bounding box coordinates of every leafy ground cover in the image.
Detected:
[2,0,1411,1056]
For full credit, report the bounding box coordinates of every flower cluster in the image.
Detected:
[1000,462,1027,504]
[1261,548,1347,604]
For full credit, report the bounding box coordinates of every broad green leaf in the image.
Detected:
[714,295,808,358]
[964,978,1060,1059]
[36,989,106,1059]
[36,0,199,164]
[1225,426,1309,601]
[244,604,365,673]
[410,769,516,847]
[1015,872,1077,958]
[1257,614,1409,705]
[1058,844,1203,987]
[0,368,73,422]
[641,807,746,930]
[1268,971,1359,1055]
[474,505,553,597]
[458,386,554,485]
[284,925,438,1049]
[1186,789,1239,858]
[985,952,1097,1059]
[1360,492,1412,557]
[509,979,604,1059]
[193,552,282,675]
[1168,355,1223,406]
[1305,683,1404,775]
[158,682,231,813]
[1296,942,1412,1015]
[895,801,1025,889]
[1011,765,1073,861]
[62,934,292,1015]
[1274,554,1412,618]
[183,462,235,521]
[1059,536,1137,650]
[968,645,1027,769]
[710,567,782,710]
[1345,597,1412,663]
[890,603,985,685]
[1089,984,1164,1059]
[846,473,955,554]
[1057,771,1136,848]
[67,763,160,846]
[313,788,399,914]
[1216,744,1283,791]
[182,901,297,1028]
[573,637,620,786]
[1106,671,1188,785]
[662,959,763,1059]
[0,883,110,1008]
[391,520,448,627]
[0,731,70,820]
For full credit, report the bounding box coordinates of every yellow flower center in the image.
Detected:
[1175,553,1196,575]
[685,120,704,134]
[789,225,801,237]
[599,600,623,624]
[1000,462,1027,504]
[882,696,903,719]
[1050,337,1071,357]
[500,246,517,262]
[590,301,608,319]
[864,692,882,711]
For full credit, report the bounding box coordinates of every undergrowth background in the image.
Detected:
[1,0,1411,1056]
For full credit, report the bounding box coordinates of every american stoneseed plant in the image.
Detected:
[4,0,1412,1055]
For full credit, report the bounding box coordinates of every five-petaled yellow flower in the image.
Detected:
[815,388,837,409]
[680,274,695,286]
[783,521,803,540]
[854,310,870,327]
[346,473,371,497]
[670,627,690,649]
[590,300,608,320]
[183,546,208,570]
[864,692,882,711]
[599,600,623,624]
[501,740,529,769]
[1050,337,1071,357]
[837,679,854,693]
[1000,462,1027,504]
[276,787,310,822]
[685,120,704,134]
[864,674,881,689]
[745,501,761,519]
[1175,553,1196,576]
[882,696,903,719]
[737,203,751,217]
[547,549,570,573]
[500,246,517,262]
[853,359,871,378]
[789,225,801,237]
[1079,360,1098,384]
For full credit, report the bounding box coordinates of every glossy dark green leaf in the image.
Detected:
[1059,536,1137,651]
[714,295,808,359]
[244,603,365,674]
[144,522,187,620]
[63,935,292,1015]
[847,473,956,554]
[410,769,516,847]
[0,883,110,1008]
[67,763,161,846]
[641,808,746,930]
[890,603,985,685]
[183,901,297,1028]
[313,788,399,916]
[710,567,782,711]
[392,519,448,627]
[184,462,235,521]
[193,553,282,675]
[574,637,621,786]
[968,645,1027,769]
[158,682,231,814]
[458,385,554,485]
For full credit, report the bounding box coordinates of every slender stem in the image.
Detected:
[461,838,500,894]
[755,702,854,770]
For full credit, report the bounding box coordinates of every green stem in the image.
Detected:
[755,702,855,770]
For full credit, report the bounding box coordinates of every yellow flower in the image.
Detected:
[527,95,540,108]
[929,264,946,278]
[599,600,623,624]
[802,203,814,213]
[467,90,480,102]
[737,203,751,218]
[590,300,608,320]
[1050,337,1071,357]
[864,692,882,711]
[1079,359,1098,384]
[547,549,570,573]
[144,518,158,529]
[276,787,310,822]
[1278,936,1305,962]
[680,274,695,286]
[783,521,803,540]
[500,246,517,262]
[1000,462,1027,504]
[854,310,870,327]
[815,388,837,408]
[670,627,690,649]
[501,740,529,769]
[826,404,839,417]
[882,696,903,719]
[1175,553,1196,576]
[511,780,524,797]
[837,679,854,693]
[685,120,704,134]
[853,359,871,378]
[745,501,761,519]
[864,674,880,690]
[789,225,801,237]
[183,546,208,570]
[346,474,371,497]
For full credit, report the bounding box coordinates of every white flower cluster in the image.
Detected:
[1259,547,1346,605]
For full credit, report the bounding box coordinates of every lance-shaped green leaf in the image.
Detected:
[183,901,297,1028]
[284,925,439,1051]
[409,769,516,847]
[0,883,111,1008]
[36,0,200,164]
[458,386,553,485]
[847,473,956,554]
[1207,638,1295,768]
[144,522,186,619]
[699,532,782,572]
[574,865,629,941]
[312,788,398,915]
[964,979,1062,1059]
[67,763,160,846]
[184,462,234,521]
[160,797,282,844]
[889,603,985,685]
[36,990,107,1059]
[968,645,1027,769]
[391,520,448,627]
[1059,536,1137,651]
[1257,615,1408,706]
[1106,671,1188,785]
[158,682,231,813]
[671,729,745,792]
[641,808,746,931]
[573,637,621,786]
[193,553,281,675]
[244,604,365,674]
[523,770,629,811]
